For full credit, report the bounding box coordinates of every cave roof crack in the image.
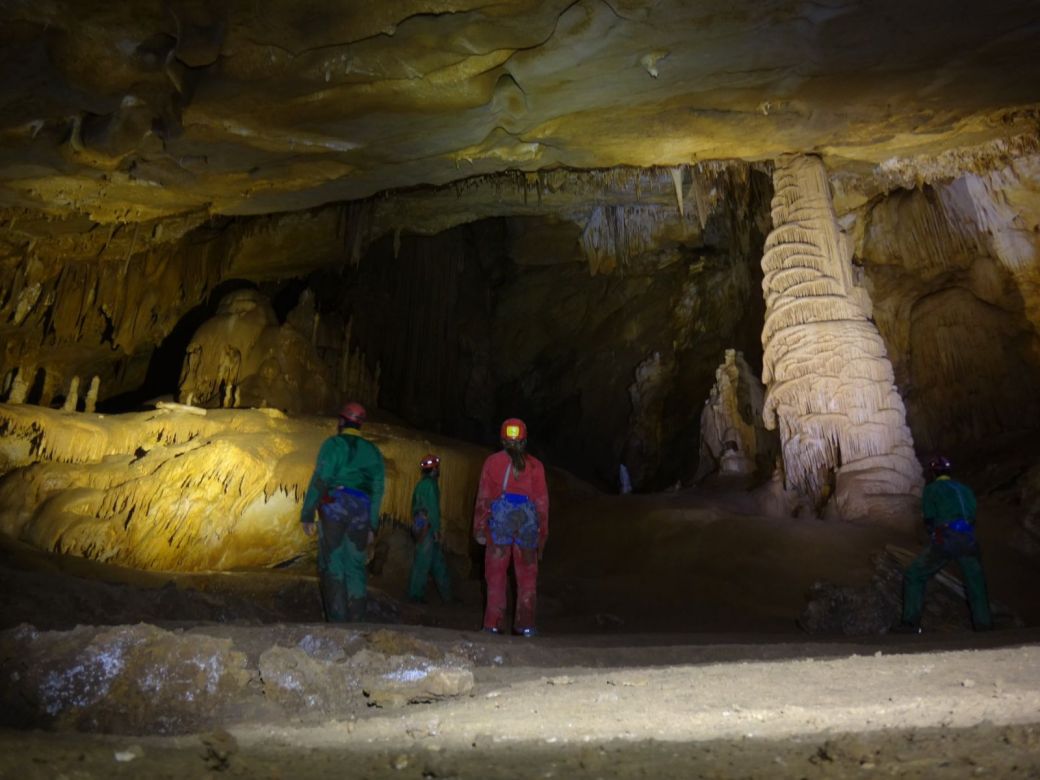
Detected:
[232,3,565,60]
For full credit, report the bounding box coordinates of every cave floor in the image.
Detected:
[3,484,1040,778]
[3,625,1040,779]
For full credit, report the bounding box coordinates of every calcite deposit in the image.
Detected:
[695,349,776,481]
[760,155,922,524]
[0,0,1038,555]
[0,403,487,571]
[1,1,1038,220]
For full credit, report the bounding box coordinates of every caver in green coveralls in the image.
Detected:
[301,427,385,622]
[407,473,453,603]
[902,473,992,631]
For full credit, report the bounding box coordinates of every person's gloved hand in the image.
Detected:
[302,521,316,538]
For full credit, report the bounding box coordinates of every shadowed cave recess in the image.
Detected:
[3,1,1040,776]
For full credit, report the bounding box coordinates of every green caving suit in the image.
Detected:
[407,474,453,603]
[301,429,385,622]
[902,475,992,630]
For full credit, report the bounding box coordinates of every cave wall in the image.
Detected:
[853,153,1040,458]
[491,165,773,488]
[2,151,1039,496]
[0,209,227,408]
[289,164,773,488]
[0,201,379,412]
[327,221,501,443]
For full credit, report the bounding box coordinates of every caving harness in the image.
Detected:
[929,480,977,557]
[488,463,540,549]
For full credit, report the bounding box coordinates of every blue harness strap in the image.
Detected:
[319,486,371,547]
[488,465,539,548]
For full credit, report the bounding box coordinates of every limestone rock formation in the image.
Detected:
[0,0,1037,537]
[260,633,473,711]
[760,155,923,524]
[0,211,225,408]
[0,623,253,733]
[1,2,1037,220]
[1,623,476,733]
[178,288,340,414]
[624,351,675,488]
[850,153,1040,455]
[695,349,776,481]
[0,403,486,571]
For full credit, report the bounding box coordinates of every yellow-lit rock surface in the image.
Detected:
[0,403,488,571]
[1,1,1039,530]
[1,1,1039,220]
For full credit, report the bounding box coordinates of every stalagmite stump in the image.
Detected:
[61,376,79,412]
[696,349,776,481]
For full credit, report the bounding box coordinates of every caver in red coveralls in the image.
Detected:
[473,418,549,636]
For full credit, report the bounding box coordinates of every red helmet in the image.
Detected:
[339,401,366,425]
[420,453,440,471]
[500,417,527,442]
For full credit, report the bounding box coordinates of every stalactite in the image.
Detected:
[670,166,685,219]
[760,154,922,524]
[345,200,373,266]
[580,204,681,275]
[0,220,225,409]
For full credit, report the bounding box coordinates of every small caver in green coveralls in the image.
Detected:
[407,473,453,603]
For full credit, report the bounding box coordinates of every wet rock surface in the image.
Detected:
[0,624,255,733]
[2,2,1038,219]
[0,623,477,734]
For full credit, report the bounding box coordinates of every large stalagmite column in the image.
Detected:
[760,154,922,525]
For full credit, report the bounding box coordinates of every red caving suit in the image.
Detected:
[473,450,549,633]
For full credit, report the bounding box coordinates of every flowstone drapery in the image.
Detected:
[760,155,922,524]
[0,403,485,571]
[177,289,379,415]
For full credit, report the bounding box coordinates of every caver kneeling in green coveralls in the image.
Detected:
[300,402,385,622]
[407,453,453,604]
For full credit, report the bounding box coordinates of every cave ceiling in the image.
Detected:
[1,0,1039,232]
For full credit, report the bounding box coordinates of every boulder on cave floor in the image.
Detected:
[799,545,1023,635]
[0,623,476,734]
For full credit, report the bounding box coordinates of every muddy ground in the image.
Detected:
[2,479,1040,778]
